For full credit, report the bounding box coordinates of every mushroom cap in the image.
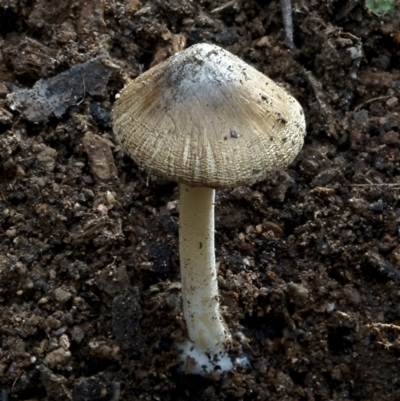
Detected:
[112,43,306,188]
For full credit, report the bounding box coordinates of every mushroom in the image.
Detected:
[112,43,306,374]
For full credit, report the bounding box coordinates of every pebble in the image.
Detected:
[372,54,391,70]
[106,190,116,205]
[53,287,72,303]
[369,199,383,213]
[255,36,270,48]
[59,334,70,351]
[274,372,294,394]
[381,130,400,145]
[353,110,369,125]
[71,326,85,344]
[166,200,178,211]
[5,228,17,238]
[386,97,398,109]
[0,82,8,96]
[38,297,48,305]
[287,282,309,308]
[53,326,68,336]
[45,347,71,368]
[36,146,57,172]
[263,221,283,236]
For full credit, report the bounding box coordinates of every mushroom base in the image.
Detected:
[177,340,233,375]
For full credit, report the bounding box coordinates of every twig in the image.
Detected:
[76,75,86,106]
[213,0,295,50]
[280,0,294,49]
[349,183,400,187]
[343,96,391,126]
[211,0,241,14]
[365,323,400,349]
[366,323,400,331]
[12,373,22,389]
[352,96,391,113]
[365,251,400,282]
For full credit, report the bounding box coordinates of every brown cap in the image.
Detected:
[112,43,305,188]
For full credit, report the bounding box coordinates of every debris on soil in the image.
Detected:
[82,132,118,182]
[7,58,119,122]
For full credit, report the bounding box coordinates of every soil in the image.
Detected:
[1,0,400,400]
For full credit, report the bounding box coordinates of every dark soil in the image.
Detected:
[1,0,400,400]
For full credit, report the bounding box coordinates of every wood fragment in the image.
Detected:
[211,0,240,14]
[280,0,294,49]
[365,252,400,282]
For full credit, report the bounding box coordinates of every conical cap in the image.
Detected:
[113,43,306,188]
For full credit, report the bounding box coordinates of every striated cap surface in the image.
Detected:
[112,43,306,188]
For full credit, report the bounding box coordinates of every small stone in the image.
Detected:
[97,204,108,215]
[95,265,130,297]
[5,228,17,238]
[372,54,391,70]
[82,175,94,184]
[349,197,368,211]
[0,83,8,97]
[331,365,342,381]
[38,365,71,400]
[36,146,57,171]
[386,97,398,109]
[245,225,253,234]
[89,339,120,360]
[311,168,339,187]
[391,246,400,268]
[263,221,284,236]
[90,102,111,128]
[82,132,118,182]
[71,326,85,344]
[45,316,62,331]
[0,107,13,124]
[126,0,141,13]
[348,46,362,60]
[55,21,77,44]
[73,377,121,401]
[238,232,245,241]
[287,282,309,308]
[255,36,270,48]
[53,287,72,303]
[353,110,369,125]
[59,334,70,351]
[106,190,116,205]
[45,347,71,368]
[166,200,178,211]
[344,286,361,305]
[274,372,294,394]
[53,326,68,336]
[369,199,383,213]
[38,297,49,305]
[62,313,74,326]
[381,131,400,145]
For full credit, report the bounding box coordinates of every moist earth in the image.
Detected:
[1,0,400,400]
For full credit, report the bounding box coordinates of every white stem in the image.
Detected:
[179,184,231,356]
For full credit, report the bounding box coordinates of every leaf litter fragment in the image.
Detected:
[7,58,119,122]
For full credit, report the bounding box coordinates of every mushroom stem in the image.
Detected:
[179,183,231,361]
